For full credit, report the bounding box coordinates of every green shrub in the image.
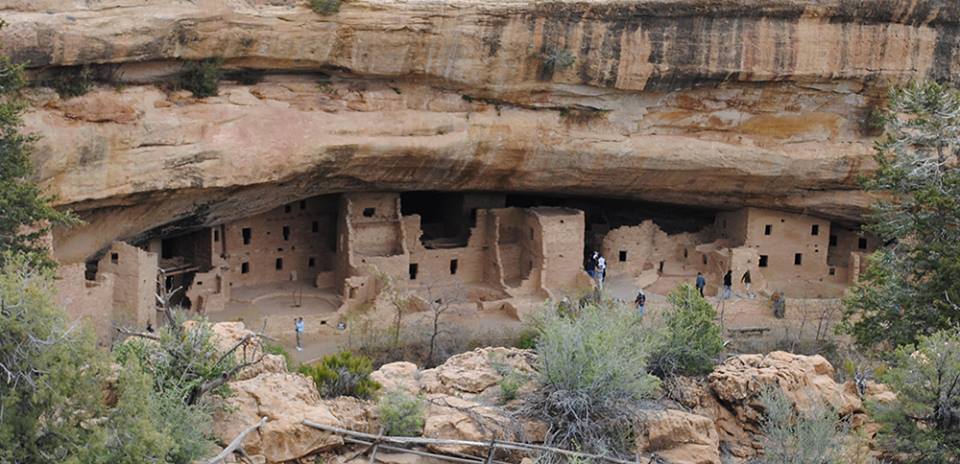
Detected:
[515,328,538,350]
[299,351,381,398]
[758,386,847,464]
[540,47,575,71]
[179,58,223,98]
[377,390,425,437]
[524,298,659,461]
[309,0,342,15]
[649,283,724,377]
[50,65,94,98]
[871,328,960,463]
[499,372,524,403]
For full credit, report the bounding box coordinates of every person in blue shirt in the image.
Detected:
[295,317,305,351]
[634,290,646,317]
[695,272,706,297]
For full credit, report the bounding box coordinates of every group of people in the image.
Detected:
[585,251,607,288]
[694,269,754,300]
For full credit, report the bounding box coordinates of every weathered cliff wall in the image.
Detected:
[2,0,957,262]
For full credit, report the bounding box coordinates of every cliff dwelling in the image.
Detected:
[55,189,876,345]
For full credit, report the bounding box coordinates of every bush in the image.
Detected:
[299,351,381,398]
[499,372,524,403]
[540,47,575,71]
[758,386,847,464]
[310,0,342,15]
[515,328,538,350]
[179,58,223,98]
[377,390,425,436]
[50,64,94,98]
[649,283,724,377]
[871,328,960,463]
[524,298,659,460]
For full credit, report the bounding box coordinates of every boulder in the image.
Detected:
[635,409,721,464]
[420,347,535,397]
[708,351,862,427]
[204,321,287,380]
[370,362,420,395]
[215,373,345,463]
[423,394,542,457]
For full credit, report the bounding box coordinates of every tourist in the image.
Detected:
[695,272,706,297]
[771,291,786,319]
[722,270,733,300]
[740,270,754,299]
[586,251,599,278]
[295,317,305,351]
[597,254,607,288]
[634,290,646,317]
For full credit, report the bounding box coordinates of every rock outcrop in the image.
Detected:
[207,324,874,464]
[3,0,956,261]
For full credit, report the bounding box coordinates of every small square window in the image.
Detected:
[275,258,283,270]
[794,253,803,265]
[308,257,316,268]
[362,207,375,217]
[284,204,292,213]
[110,252,119,264]
[449,259,458,275]
[409,263,418,280]
[241,262,250,274]
[619,250,627,262]
[300,200,307,210]
[242,228,252,245]
[811,224,819,236]
[858,238,868,250]
[829,235,838,246]
[213,229,220,242]
[759,255,769,267]
[282,226,290,241]
[764,224,772,235]
[829,267,836,276]
[312,221,319,233]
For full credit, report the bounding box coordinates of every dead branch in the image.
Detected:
[189,355,264,405]
[114,327,160,341]
[207,416,268,464]
[303,420,645,464]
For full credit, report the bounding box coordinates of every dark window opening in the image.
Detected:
[759,255,769,267]
[300,200,307,210]
[658,261,664,273]
[308,257,316,268]
[764,224,772,235]
[284,204,292,213]
[275,258,283,270]
[811,224,819,236]
[794,253,803,265]
[84,260,98,281]
[409,263,418,280]
[110,252,119,264]
[529,227,534,240]
[619,250,627,262]
[282,226,290,241]
[858,238,868,250]
[312,221,319,233]
[449,259,458,275]
[213,229,220,242]
[829,267,836,276]
[242,228,252,245]
[241,262,250,274]
[683,248,688,258]
[702,255,708,265]
[829,235,838,246]
[470,208,478,225]
[362,207,376,217]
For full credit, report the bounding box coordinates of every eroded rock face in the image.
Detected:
[635,409,721,464]
[2,0,954,261]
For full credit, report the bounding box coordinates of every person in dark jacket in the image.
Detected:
[741,270,754,298]
[722,270,733,300]
[695,272,706,297]
[634,290,647,316]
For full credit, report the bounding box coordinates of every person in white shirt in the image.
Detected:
[596,255,607,289]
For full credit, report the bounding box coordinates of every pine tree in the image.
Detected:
[841,81,960,348]
[0,20,75,269]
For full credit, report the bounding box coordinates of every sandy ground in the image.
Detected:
[206,276,844,365]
